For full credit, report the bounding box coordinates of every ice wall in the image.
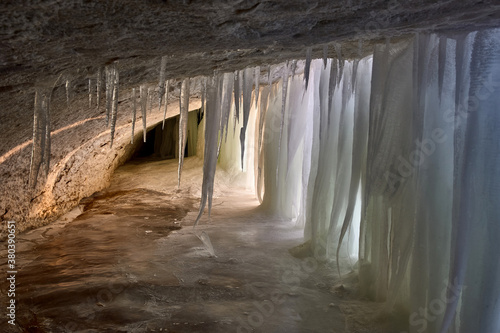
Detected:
[211,31,500,333]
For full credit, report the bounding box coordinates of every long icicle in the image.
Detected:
[323,44,328,69]
[335,42,344,86]
[215,74,224,159]
[328,58,338,126]
[110,68,119,148]
[221,73,235,143]
[201,77,206,115]
[257,87,270,203]
[105,66,114,126]
[305,47,312,90]
[29,90,46,189]
[42,90,51,177]
[88,78,92,108]
[234,70,241,123]
[140,85,147,142]
[148,87,153,114]
[131,88,136,144]
[240,67,254,170]
[438,36,448,102]
[65,79,71,110]
[41,73,62,179]
[162,80,169,130]
[194,74,221,227]
[178,78,190,188]
[276,61,289,184]
[267,65,272,87]
[352,40,363,91]
[96,68,102,111]
[254,66,260,109]
[291,60,298,79]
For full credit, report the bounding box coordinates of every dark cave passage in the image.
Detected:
[131,109,203,161]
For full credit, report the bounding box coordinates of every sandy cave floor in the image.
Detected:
[0,157,405,333]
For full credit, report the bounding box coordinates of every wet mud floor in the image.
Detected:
[0,157,403,333]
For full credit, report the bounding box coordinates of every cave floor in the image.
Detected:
[1,157,400,333]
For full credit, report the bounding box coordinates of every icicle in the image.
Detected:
[29,90,46,189]
[88,78,92,108]
[40,74,61,179]
[110,68,119,148]
[65,79,70,109]
[194,75,221,227]
[335,42,344,85]
[455,35,468,114]
[256,86,270,203]
[239,70,244,109]
[341,64,352,117]
[221,73,235,143]
[438,36,447,101]
[276,61,289,181]
[257,87,270,156]
[216,74,225,159]
[105,67,110,126]
[148,87,153,114]
[240,67,254,170]
[131,88,136,144]
[178,78,190,188]
[201,77,206,114]
[42,92,51,177]
[105,66,115,127]
[140,85,147,142]
[305,47,312,90]
[254,66,260,108]
[267,65,272,87]
[328,58,338,125]
[233,70,241,124]
[158,56,167,111]
[323,44,328,69]
[352,40,363,91]
[162,80,169,130]
[290,60,298,79]
[96,68,102,111]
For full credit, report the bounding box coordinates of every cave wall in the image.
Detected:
[0,91,201,236]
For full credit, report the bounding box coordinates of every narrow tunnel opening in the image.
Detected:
[130,108,203,161]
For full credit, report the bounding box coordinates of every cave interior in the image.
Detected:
[1,1,500,332]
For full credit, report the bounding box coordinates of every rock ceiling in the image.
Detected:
[1,0,499,154]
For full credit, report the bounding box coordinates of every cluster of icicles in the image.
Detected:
[257,31,500,333]
[27,45,321,196]
[28,57,173,189]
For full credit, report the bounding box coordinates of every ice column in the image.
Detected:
[178,78,190,188]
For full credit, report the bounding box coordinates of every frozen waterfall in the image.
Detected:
[199,29,500,333]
